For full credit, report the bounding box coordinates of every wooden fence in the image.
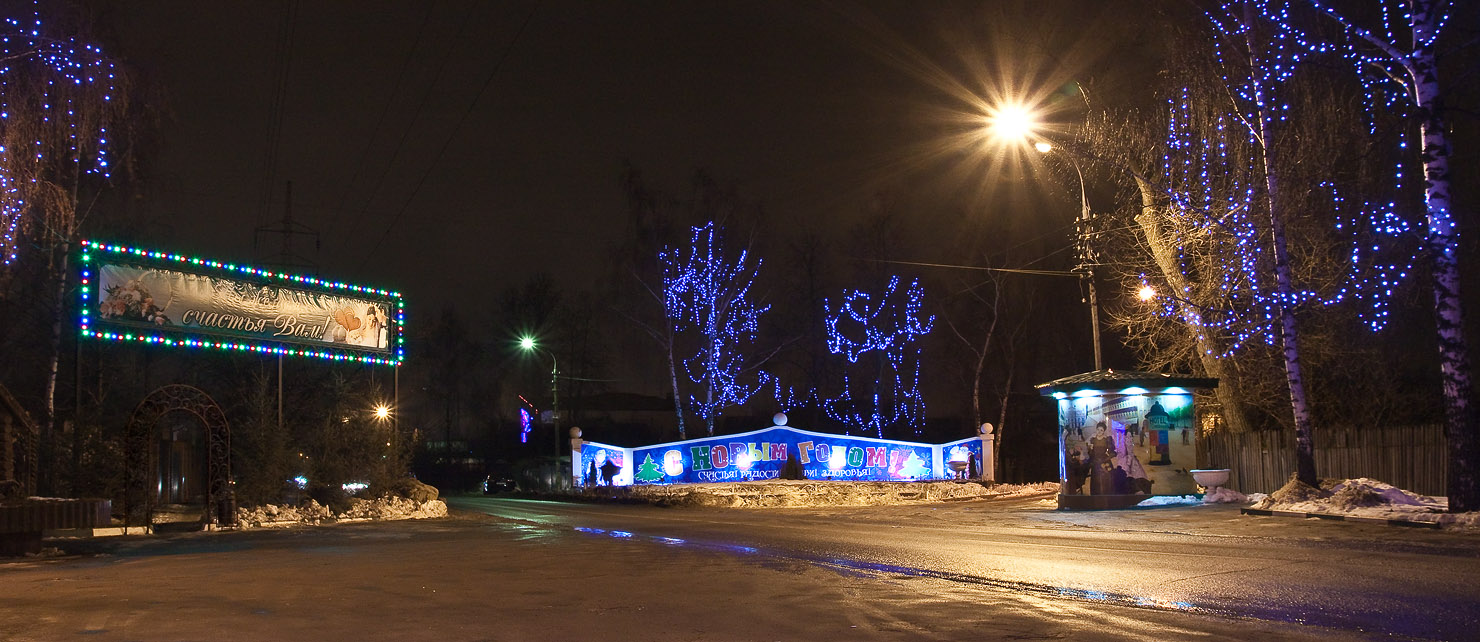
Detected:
[1202,424,1447,496]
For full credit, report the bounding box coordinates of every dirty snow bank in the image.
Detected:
[583,480,1058,508]
[236,496,447,528]
[1250,477,1480,528]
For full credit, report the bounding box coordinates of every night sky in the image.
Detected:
[100,1,1144,313]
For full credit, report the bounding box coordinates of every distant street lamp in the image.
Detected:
[518,335,561,456]
[373,404,391,421]
[985,104,1104,371]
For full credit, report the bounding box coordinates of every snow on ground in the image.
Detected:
[582,480,1059,508]
[236,496,447,528]
[1248,477,1480,528]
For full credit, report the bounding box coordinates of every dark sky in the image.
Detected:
[100,1,1145,315]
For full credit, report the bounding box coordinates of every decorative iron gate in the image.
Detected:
[123,385,230,527]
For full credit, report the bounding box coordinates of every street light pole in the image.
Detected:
[548,353,560,458]
[991,104,1105,373]
[1067,157,1103,372]
[519,336,560,457]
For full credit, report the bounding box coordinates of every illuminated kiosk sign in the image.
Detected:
[574,420,985,487]
[78,240,404,365]
[1037,370,1217,510]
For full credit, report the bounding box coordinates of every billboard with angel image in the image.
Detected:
[80,240,403,364]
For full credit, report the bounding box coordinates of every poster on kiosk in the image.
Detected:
[1038,371,1217,509]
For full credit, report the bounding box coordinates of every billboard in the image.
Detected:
[79,240,404,365]
[576,425,988,487]
[1054,391,1198,496]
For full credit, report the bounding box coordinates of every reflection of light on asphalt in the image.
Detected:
[568,524,1205,618]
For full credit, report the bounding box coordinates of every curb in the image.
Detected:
[1240,507,1441,529]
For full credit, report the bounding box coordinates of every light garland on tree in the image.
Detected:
[1,3,120,263]
[661,222,771,432]
[822,276,933,439]
[1139,1,1419,355]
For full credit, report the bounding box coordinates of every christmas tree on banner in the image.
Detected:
[634,454,665,483]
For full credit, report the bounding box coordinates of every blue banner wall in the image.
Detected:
[576,425,988,487]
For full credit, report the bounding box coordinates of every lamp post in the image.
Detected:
[518,336,560,456]
[987,105,1103,371]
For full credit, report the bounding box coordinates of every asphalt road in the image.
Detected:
[450,494,1480,640]
[3,495,1476,641]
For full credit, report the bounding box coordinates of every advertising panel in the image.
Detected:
[626,427,938,485]
[1055,392,1198,496]
[79,240,403,364]
[578,441,629,487]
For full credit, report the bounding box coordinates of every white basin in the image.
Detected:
[1190,468,1231,489]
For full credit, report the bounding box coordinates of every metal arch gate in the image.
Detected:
[123,385,231,528]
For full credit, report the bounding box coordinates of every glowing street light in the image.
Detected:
[1137,285,1157,302]
[518,335,561,456]
[373,404,391,420]
[985,103,1041,143]
[983,101,1104,371]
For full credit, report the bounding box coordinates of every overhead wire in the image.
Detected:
[256,0,299,230]
[342,1,480,255]
[323,0,439,245]
[356,8,536,271]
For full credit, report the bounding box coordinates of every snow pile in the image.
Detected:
[235,497,446,528]
[338,496,448,521]
[585,480,1058,508]
[1249,476,1480,528]
[1201,487,1249,504]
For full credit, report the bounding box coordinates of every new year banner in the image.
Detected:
[579,426,959,487]
[93,261,394,354]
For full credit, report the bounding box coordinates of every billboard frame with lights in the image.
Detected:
[78,239,404,365]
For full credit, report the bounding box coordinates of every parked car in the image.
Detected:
[482,475,517,494]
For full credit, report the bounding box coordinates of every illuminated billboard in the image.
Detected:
[78,240,403,365]
[576,424,986,487]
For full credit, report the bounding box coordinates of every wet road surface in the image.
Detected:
[451,494,1480,640]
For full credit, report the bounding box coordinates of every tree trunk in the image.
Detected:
[1134,178,1254,434]
[666,330,686,440]
[1408,3,1478,511]
[1244,1,1316,487]
[41,241,72,495]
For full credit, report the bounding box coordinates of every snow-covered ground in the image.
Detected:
[583,479,1059,508]
[1178,476,1480,528]
[584,476,1480,529]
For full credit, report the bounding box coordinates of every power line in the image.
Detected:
[322,0,439,244]
[871,258,1079,278]
[357,8,536,271]
[256,0,299,231]
[342,1,481,253]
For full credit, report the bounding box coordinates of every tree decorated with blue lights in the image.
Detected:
[661,221,772,436]
[2,3,133,492]
[822,276,934,439]
[1292,0,1479,513]
[1128,0,1427,487]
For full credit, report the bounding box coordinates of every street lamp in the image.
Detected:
[985,106,1104,371]
[518,335,560,456]
[373,404,391,421]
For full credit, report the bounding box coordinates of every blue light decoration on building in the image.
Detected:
[822,276,934,439]
[518,408,532,444]
[575,420,984,487]
[77,240,404,365]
